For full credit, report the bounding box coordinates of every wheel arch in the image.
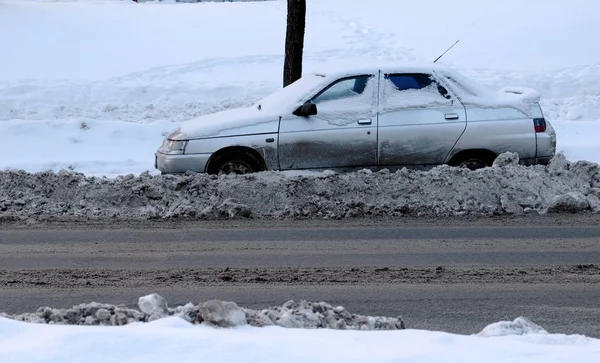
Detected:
[204,146,267,174]
[446,148,497,167]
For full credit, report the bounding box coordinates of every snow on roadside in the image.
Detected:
[1,153,599,221]
[1,294,405,330]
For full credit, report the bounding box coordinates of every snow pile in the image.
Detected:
[478,317,548,337]
[0,153,598,221]
[1,294,405,331]
[1,310,598,363]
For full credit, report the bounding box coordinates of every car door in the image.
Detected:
[278,75,378,170]
[377,73,467,166]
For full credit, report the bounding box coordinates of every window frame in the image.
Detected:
[384,72,452,100]
[310,74,374,104]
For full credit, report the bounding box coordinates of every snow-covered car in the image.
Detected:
[156,62,556,174]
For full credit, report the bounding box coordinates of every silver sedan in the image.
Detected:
[156,62,556,174]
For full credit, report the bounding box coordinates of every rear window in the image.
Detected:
[386,74,433,91]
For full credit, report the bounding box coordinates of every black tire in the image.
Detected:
[458,157,490,170]
[450,152,495,171]
[206,149,264,175]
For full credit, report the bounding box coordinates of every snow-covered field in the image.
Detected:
[1,0,600,175]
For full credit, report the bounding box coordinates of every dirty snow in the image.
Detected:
[1,295,599,363]
[0,153,598,221]
[2,293,405,330]
[1,0,600,176]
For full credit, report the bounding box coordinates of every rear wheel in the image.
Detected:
[458,157,490,170]
[206,149,264,175]
[450,151,496,171]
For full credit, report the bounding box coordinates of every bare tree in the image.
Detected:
[283,0,306,87]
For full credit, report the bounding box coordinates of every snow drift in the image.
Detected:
[0,153,598,222]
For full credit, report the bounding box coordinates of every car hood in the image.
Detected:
[176,106,281,139]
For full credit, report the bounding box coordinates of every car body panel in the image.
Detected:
[185,133,279,171]
[178,108,280,140]
[445,107,537,162]
[278,75,378,170]
[155,152,210,174]
[377,72,467,166]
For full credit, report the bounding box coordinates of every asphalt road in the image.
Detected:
[1,216,600,337]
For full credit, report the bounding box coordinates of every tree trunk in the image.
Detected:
[283,0,306,87]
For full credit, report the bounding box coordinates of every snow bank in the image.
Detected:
[0,153,598,221]
[1,294,405,331]
[1,302,598,363]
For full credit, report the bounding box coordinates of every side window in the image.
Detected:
[385,73,450,99]
[387,74,432,91]
[312,75,372,104]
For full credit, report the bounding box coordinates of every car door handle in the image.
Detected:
[357,118,372,125]
[445,113,460,120]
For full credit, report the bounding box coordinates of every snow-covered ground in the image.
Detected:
[2,294,599,362]
[1,315,599,363]
[1,0,600,175]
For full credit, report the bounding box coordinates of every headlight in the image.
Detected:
[158,139,188,155]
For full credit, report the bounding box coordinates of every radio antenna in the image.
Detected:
[433,40,460,63]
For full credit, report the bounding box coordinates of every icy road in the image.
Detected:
[1,215,599,337]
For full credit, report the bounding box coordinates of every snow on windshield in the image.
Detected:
[255,73,326,112]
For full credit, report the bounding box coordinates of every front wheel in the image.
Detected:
[206,149,264,175]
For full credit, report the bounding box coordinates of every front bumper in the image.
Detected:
[155,151,211,174]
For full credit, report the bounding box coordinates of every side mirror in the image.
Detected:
[293,101,318,117]
[437,85,451,99]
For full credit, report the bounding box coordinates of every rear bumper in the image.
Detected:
[155,152,211,174]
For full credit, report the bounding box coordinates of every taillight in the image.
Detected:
[533,118,546,133]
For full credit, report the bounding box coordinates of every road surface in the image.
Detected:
[1,215,599,336]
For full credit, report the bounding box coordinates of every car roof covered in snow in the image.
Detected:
[309,61,454,79]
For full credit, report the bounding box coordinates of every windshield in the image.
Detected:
[255,73,326,111]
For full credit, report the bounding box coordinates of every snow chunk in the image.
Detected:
[547,192,590,213]
[548,153,570,175]
[138,293,168,321]
[95,309,111,321]
[199,300,247,328]
[492,152,520,167]
[477,317,547,337]
[215,198,252,219]
[570,160,600,186]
